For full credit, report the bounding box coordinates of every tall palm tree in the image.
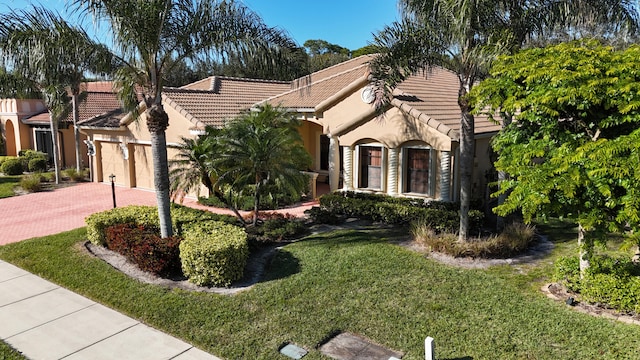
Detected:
[73,0,302,237]
[369,0,639,241]
[218,105,312,226]
[0,7,112,181]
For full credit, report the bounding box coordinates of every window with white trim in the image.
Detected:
[358,145,383,190]
[402,146,434,196]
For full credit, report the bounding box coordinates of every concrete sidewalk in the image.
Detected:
[0,260,221,360]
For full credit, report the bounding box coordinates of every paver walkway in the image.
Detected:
[0,182,322,359]
[0,182,319,245]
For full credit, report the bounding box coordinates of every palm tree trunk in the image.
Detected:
[458,82,474,241]
[72,93,82,172]
[253,181,261,226]
[147,104,173,238]
[49,114,61,184]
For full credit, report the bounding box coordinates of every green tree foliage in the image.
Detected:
[170,105,312,226]
[368,0,639,241]
[218,104,312,226]
[304,39,350,72]
[472,40,640,276]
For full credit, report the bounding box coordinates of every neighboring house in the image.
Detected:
[0,82,119,169]
[78,55,501,203]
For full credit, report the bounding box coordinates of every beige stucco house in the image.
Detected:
[76,55,501,203]
[0,82,120,169]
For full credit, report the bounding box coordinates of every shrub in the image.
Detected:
[19,150,47,170]
[244,212,307,244]
[28,157,48,172]
[179,220,248,287]
[85,204,239,246]
[305,206,342,225]
[104,223,182,276]
[555,255,640,313]
[318,191,484,234]
[19,174,42,193]
[1,158,23,175]
[62,168,88,182]
[413,222,536,258]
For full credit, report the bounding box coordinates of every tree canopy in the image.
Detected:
[472,40,640,274]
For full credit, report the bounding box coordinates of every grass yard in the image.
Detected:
[1,225,639,359]
[0,176,21,198]
[0,341,26,360]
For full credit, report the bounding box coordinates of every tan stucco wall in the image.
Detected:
[298,121,322,171]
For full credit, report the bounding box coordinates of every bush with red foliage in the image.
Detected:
[104,223,182,276]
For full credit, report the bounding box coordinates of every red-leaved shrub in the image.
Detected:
[104,223,182,276]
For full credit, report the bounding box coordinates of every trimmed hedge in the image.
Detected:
[1,158,23,175]
[179,220,248,287]
[28,157,48,172]
[85,204,238,246]
[105,223,181,276]
[317,191,484,234]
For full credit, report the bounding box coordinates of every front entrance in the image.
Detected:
[35,128,54,163]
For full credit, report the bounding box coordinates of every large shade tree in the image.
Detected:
[472,41,640,277]
[0,7,112,180]
[368,0,639,241]
[74,0,302,237]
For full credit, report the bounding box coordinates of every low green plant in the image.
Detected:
[19,174,43,193]
[304,206,342,225]
[318,191,484,234]
[18,150,47,170]
[554,255,640,313]
[1,158,23,175]
[179,220,248,286]
[244,212,307,244]
[413,222,536,258]
[62,168,88,182]
[28,157,48,172]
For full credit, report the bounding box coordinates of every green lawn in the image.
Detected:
[0,341,26,360]
[0,176,21,198]
[1,226,639,359]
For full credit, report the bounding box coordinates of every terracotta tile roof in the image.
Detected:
[163,77,291,128]
[21,110,50,126]
[393,69,502,138]
[79,81,115,93]
[77,109,125,129]
[257,55,373,110]
[61,91,122,123]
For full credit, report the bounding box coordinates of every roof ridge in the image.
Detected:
[260,63,369,105]
[290,54,373,84]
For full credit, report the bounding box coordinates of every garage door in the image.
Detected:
[100,142,126,186]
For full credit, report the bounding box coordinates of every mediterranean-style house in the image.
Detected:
[0,82,120,169]
[2,55,501,204]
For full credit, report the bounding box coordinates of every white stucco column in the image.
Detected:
[342,145,354,190]
[387,147,399,195]
[328,134,340,192]
[440,150,451,201]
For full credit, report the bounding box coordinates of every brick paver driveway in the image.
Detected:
[0,182,318,245]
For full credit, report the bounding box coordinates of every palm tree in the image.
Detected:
[73,0,302,237]
[0,7,112,181]
[369,0,639,241]
[218,105,312,226]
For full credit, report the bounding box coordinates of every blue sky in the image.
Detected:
[0,0,400,50]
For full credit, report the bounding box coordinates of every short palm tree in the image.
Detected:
[74,0,302,237]
[0,6,112,181]
[218,105,312,226]
[369,0,639,241]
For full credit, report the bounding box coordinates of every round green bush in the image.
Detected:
[180,220,248,287]
[28,157,48,172]
[1,158,24,175]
